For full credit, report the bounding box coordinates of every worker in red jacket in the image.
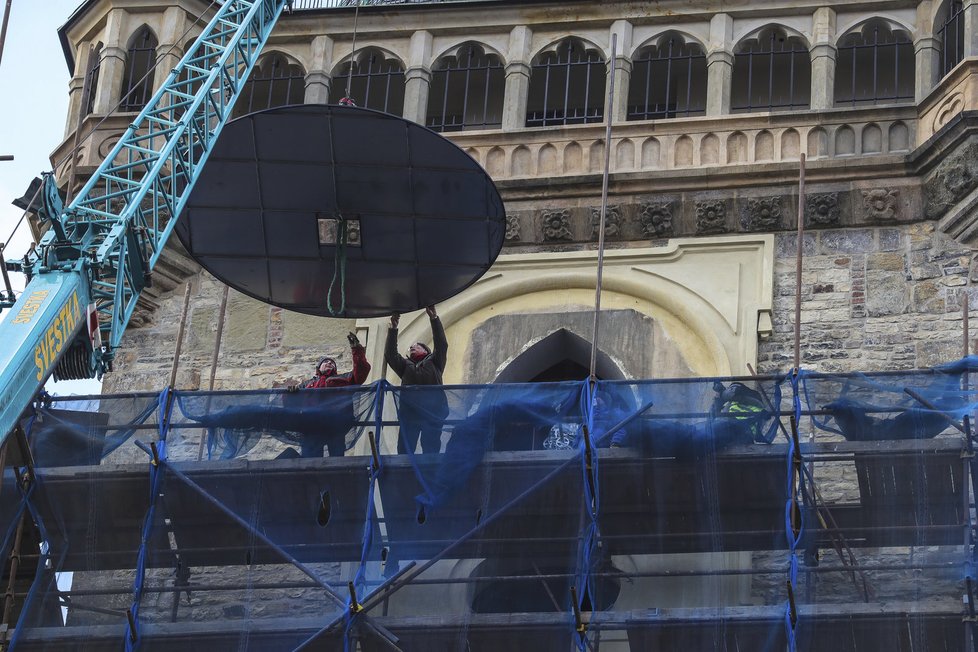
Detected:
[304,332,371,389]
[293,332,371,457]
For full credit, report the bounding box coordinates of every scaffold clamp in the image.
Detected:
[348,581,363,615]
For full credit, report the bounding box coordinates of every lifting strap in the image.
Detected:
[327,218,348,316]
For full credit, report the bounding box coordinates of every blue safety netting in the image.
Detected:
[582,376,790,650]
[340,381,589,652]
[792,361,978,651]
[170,386,375,460]
[3,361,977,651]
[8,392,164,651]
[801,357,978,442]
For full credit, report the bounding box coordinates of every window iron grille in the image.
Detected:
[526,40,606,128]
[427,45,504,132]
[234,55,305,117]
[330,50,405,115]
[835,23,914,107]
[731,30,811,113]
[938,0,965,78]
[120,28,158,112]
[627,37,706,121]
[83,45,102,116]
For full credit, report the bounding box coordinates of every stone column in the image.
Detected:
[705,13,734,116]
[305,35,334,104]
[964,0,978,58]
[92,9,127,115]
[915,36,941,101]
[911,0,940,101]
[502,25,532,130]
[608,20,633,122]
[156,7,187,91]
[810,7,837,110]
[64,42,95,135]
[403,30,433,124]
[305,71,332,104]
[403,67,432,124]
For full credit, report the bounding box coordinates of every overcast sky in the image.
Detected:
[0,0,104,394]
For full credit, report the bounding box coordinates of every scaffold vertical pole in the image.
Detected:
[793,153,806,371]
[962,294,978,651]
[588,33,617,383]
[168,282,192,390]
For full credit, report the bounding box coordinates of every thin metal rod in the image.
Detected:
[1,512,26,628]
[208,285,229,392]
[197,284,230,460]
[0,0,12,69]
[589,33,617,382]
[345,0,361,99]
[965,293,970,358]
[167,282,193,389]
[793,153,806,369]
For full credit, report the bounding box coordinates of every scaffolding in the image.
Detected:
[1,364,977,651]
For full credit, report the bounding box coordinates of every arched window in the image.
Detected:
[233,53,305,118]
[120,27,158,112]
[835,21,914,107]
[426,43,504,132]
[329,48,405,115]
[628,33,707,121]
[937,0,965,77]
[526,39,606,127]
[83,43,102,116]
[731,27,811,113]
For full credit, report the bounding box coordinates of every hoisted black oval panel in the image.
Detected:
[177,104,506,317]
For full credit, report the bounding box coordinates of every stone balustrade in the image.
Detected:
[451,105,919,181]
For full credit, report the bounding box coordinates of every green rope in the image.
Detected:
[327,219,348,316]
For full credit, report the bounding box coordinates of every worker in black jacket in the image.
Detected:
[385,305,449,454]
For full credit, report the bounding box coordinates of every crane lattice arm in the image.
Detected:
[0,0,292,442]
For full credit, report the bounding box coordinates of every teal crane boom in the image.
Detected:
[0,0,293,443]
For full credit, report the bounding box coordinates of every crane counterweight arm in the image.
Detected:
[0,0,292,443]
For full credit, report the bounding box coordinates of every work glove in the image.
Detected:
[347,331,361,347]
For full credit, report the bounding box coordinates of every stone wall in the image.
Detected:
[103,217,977,396]
[102,274,360,395]
[756,222,975,375]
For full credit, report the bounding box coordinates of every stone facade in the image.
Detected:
[38,0,978,646]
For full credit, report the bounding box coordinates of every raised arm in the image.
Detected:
[384,314,406,378]
[347,332,372,385]
[427,306,448,372]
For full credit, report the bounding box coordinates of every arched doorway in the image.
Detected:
[494,328,626,383]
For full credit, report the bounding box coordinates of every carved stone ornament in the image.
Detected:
[541,209,573,241]
[590,205,622,239]
[638,201,674,238]
[695,199,726,234]
[925,139,978,219]
[742,197,783,231]
[861,188,899,221]
[806,192,840,227]
[505,214,520,241]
